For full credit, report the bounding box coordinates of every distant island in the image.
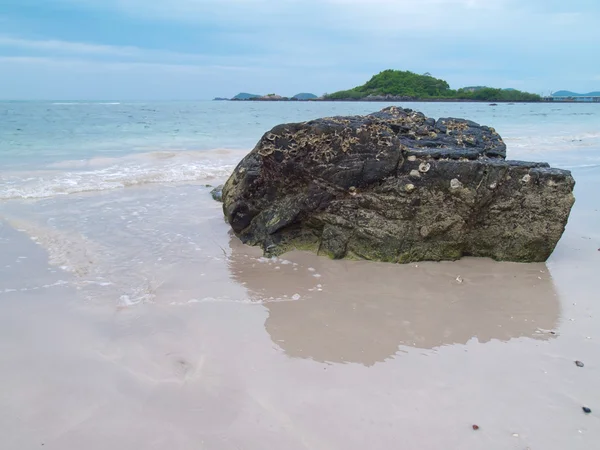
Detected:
[232,92,261,100]
[215,70,600,103]
[292,93,318,100]
[323,70,541,102]
[224,92,319,101]
[552,90,600,97]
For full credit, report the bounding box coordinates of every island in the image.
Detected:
[552,90,600,97]
[225,92,319,101]
[215,70,548,102]
[231,93,261,100]
[292,93,318,100]
[549,90,600,102]
[324,70,541,102]
[254,94,287,101]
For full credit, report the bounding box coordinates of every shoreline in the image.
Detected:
[228,98,536,103]
[225,99,599,104]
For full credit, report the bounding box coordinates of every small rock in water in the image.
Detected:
[575,361,585,368]
[582,407,592,414]
[210,185,224,202]
[472,425,480,430]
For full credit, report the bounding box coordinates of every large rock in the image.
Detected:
[222,107,575,263]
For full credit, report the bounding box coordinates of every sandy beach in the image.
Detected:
[0,164,598,450]
[2,0,600,444]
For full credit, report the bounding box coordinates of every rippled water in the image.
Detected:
[1,101,599,199]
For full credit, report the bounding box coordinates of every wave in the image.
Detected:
[560,163,600,170]
[2,132,598,201]
[52,102,121,105]
[504,131,600,150]
[0,149,244,200]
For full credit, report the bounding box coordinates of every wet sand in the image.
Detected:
[0,167,599,449]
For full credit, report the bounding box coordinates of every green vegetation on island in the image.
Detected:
[232,92,261,100]
[324,70,541,102]
[292,93,318,100]
[454,87,540,102]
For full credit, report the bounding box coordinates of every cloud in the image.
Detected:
[28,0,600,50]
[2,0,599,98]
[0,54,262,100]
[52,0,599,56]
[0,35,226,63]
[0,36,141,56]
[0,53,371,99]
[59,0,507,30]
[0,55,253,73]
[0,33,342,69]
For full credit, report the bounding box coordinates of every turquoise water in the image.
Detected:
[1,101,599,199]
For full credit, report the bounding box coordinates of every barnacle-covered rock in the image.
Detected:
[222,107,575,263]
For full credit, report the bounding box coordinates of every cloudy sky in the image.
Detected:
[1,0,599,100]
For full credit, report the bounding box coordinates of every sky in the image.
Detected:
[0,0,599,100]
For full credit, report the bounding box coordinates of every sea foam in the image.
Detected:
[0,150,240,200]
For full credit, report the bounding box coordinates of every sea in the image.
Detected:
[1,100,599,306]
[1,101,599,200]
[2,102,600,449]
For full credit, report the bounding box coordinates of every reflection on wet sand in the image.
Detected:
[228,236,560,366]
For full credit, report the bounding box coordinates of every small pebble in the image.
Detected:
[583,407,592,414]
[472,425,479,430]
[576,361,585,368]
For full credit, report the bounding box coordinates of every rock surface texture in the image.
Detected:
[222,107,575,263]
